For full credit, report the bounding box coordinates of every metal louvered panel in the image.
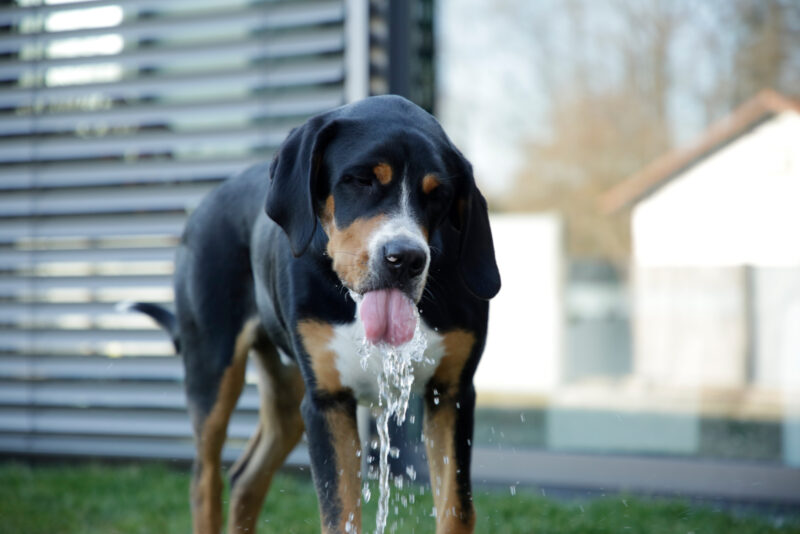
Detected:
[0,0,351,461]
[1,89,345,136]
[0,0,434,465]
[0,59,345,109]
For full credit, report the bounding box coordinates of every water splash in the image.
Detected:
[362,312,428,534]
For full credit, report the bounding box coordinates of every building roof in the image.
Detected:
[599,89,800,214]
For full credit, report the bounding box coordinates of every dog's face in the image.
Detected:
[266,95,500,303]
[318,130,456,302]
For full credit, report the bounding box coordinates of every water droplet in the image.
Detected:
[405,465,417,481]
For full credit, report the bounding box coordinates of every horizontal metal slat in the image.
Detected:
[0,434,201,461]
[0,303,148,323]
[0,0,257,25]
[0,337,174,358]
[0,327,172,343]
[0,123,289,164]
[0,355,181,381]
[0,29,344,81]
[0,407,189,438]
[0,1,344,54]
[0,182,214,217]
[0,433,311,465]
[0,158,251,191]
[0,89,344,136]
[3,312,161,332]
[0,289,173,311]
[0,212,187,242]
[0,246,175,268]
[0,407,259,440]
[0,380,259,410]
[0,273,172,292]
[0,304,172,330]
[0,58,344,110]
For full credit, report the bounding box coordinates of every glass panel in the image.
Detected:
[437,0,800,485]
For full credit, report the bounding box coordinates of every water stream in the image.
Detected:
[359,314,429,534]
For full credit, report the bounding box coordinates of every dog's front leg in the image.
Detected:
[296,319,362,533]
[302,393,362,534]
[424,330,478,534]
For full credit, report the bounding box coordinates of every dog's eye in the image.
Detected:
[428,185,451,206]
[426,186,452,223]
[343,174,375,188]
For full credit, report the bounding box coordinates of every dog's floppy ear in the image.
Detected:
[451,152,501,300]
[266,115,337,257]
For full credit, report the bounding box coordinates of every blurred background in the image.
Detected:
[1,0,798,507]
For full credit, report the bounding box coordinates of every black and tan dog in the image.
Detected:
[132,95,500,534]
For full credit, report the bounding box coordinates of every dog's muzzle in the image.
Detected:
[382,237,427,284]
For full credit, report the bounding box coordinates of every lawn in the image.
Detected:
[1,461,798,534]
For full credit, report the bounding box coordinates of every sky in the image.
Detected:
[434,0,718,199]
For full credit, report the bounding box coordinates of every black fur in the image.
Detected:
[130,95,500,533]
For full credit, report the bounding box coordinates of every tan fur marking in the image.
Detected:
[373,162,393,185]
[227,345,305,533]
[433,330,476,394]
[193,319,255,534]
[326,214,387,291]
[425,329,477,534]
[323,408,362,534]
[322,195,335,231]
[422,174,441,195]
[425,405,475,534]
[297,320,343,393]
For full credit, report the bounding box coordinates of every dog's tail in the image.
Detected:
[118,301,181,353]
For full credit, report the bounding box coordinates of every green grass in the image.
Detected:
[1,461,798,534]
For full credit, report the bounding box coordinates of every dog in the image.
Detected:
[131,95,500,534]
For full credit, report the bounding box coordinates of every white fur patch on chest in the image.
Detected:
[329,317,445,404]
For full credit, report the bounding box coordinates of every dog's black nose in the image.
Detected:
[383,239,427,280]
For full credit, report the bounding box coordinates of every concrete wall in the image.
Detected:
[633,266,748,389]
[476,213,564,398]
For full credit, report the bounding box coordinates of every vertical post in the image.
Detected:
[345,0,369,103]
[388,0,410,98]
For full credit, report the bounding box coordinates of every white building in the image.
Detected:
[602,89,800,399]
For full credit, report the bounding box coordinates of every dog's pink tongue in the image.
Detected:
[360,289,417,346]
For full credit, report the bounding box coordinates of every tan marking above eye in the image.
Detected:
[422,174,441,195]
[373,163,393,185]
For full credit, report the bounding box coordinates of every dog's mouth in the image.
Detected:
[357,288,418,346]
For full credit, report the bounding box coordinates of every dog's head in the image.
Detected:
[266,95,500,305]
